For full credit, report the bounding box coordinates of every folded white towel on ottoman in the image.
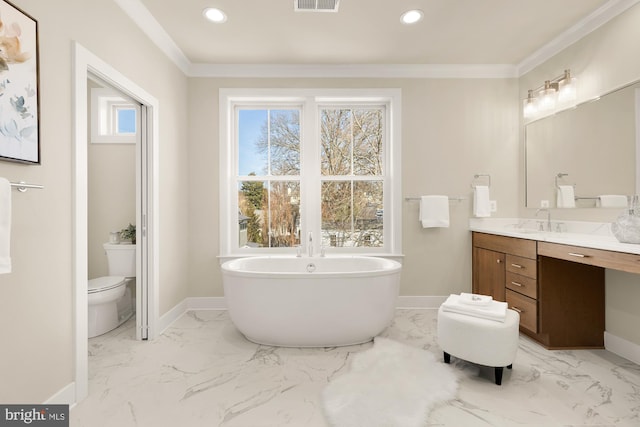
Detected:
[441,294,507,322]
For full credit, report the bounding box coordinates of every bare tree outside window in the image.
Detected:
[238,109,301,248]
[320,108,384,247]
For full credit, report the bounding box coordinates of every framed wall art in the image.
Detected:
[0,0,39,164]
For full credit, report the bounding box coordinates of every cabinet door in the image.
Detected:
[473,247,506,301]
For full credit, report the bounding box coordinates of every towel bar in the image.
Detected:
[10,181,44,192]
[405,197,465,202]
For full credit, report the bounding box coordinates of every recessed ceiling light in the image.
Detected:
[400,9,423,25]
[203,7,227,23]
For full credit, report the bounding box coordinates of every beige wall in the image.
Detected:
[87,142,136,278]
[519,3,640,345]
[187,77,519,298]
[0,0,189,403]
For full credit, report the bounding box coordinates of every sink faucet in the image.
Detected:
[308,232,313,257]
[535,208,551,231]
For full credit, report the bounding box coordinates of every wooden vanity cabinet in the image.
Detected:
[472,232,605,349]
[472,246,505,301]
[536,256,604,348]
[472,232,538,333]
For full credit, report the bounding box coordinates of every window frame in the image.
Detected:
[90,87,139,144]
[219,88,402,257]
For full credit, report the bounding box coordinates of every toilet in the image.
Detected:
[88,243,136,338]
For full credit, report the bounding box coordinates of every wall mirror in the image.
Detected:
[525,80,640,208]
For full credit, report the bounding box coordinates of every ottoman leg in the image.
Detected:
[494,367,504,385]
[443,351,451,364]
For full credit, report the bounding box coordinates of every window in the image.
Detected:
[320,107,385,248]
[90,87,139,144]
[115,106,137,134]
[237,107,301,248]
[220,89,401,256]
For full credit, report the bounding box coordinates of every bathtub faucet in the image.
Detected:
[308,232,313,257]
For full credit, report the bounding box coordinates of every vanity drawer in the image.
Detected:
[538,242,640,274]
[506,289,537,333]
[505,255,537,279]
[473,232,537,259]
[505,271,537,299]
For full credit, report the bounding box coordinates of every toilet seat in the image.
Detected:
[88,276,126,294]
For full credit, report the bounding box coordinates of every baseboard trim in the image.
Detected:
[187,296,227,310]
[44,381,75,406]
[604,331,640,365]
[157,297,227,335]
[157,299,188,336]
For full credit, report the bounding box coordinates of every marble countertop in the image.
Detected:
[469,217,640,255]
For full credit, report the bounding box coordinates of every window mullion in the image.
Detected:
[298,97,318,248]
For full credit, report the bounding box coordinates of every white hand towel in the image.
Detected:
[0,177,11,274]
[473,185,491,217]
[598,195,628,208]
[419,195,449,228]
[441,294,508,322]
[459,292,493,306]
[556,185,576,208]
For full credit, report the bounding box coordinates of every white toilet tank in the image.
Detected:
[103,243,136,277]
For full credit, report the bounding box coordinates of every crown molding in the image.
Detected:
[113,0,191,75]
[188,63,517,79]
[517,0,640,76]
[115,0,639,80]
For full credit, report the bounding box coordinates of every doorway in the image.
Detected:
[73,42,159,403]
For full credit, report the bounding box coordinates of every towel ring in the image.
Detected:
[471,174,491,189]
[554,173,573,189]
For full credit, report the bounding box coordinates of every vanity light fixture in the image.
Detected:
[203,7,227,23]
[523,90,537,119]
[538,80,557,112]
[557,69,577,104]
[401,9,424,24]
[523,69,577,119]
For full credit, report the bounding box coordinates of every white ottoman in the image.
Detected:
[437,306,520,385]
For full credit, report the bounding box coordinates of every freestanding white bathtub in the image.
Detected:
[221,256,402,347]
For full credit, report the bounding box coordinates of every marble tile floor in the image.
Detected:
[71,309,640,427]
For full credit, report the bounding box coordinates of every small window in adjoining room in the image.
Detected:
[115,106,137,135]
[90,87,139,144]
[220,88,402,257]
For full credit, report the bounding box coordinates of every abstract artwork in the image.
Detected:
[0,0,39,164]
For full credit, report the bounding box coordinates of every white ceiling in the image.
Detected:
[120,0,638,77]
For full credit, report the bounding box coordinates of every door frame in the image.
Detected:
[72,42,159,403]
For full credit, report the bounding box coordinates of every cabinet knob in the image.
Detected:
[496,259,501,264]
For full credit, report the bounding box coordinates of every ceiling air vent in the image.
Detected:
[295,0,340,12]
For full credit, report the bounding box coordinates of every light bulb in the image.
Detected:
[538,81,557,111]
[523,90,537,119]
[557,70,577,104]
[400,10,423,24]
[203,8,227,23]
[523,100,537,118]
